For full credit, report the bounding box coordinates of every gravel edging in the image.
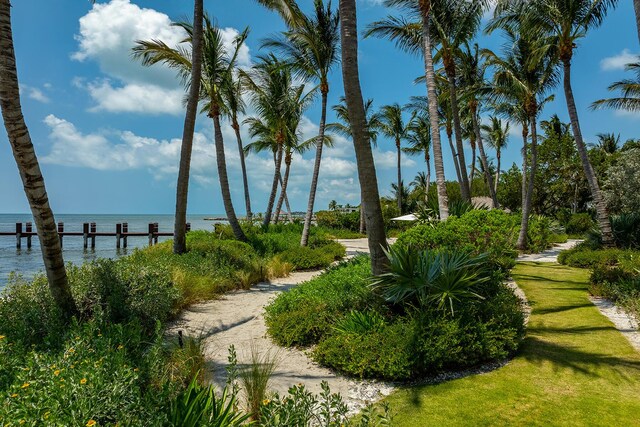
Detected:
[589,296,640,352]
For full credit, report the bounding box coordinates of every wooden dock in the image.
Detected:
[0,222,190,250]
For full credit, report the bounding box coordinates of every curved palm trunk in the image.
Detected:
[494,150,501,195]
[359,199,366,234]
[232,118,252,222]
[173,0,203,254]
[425,151,431,202]
[446,127,463,186]
[446,71,471,202]
[420,10,448,220]
[396,138,402,213]
[274,151,291,224]
[0,0,78,317]
[212,112,247,242]
[263,141,283,228]
[562,59,613,246]
[471,110,498,208]
[520,124,529,213]
[281,179,294,223]
[301,89,328,246]
[517,115,537,250]
[469,136,477,184]
[340,0,388,274]
[635,0,640,44]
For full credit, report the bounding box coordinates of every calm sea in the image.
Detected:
[0,214,227,289]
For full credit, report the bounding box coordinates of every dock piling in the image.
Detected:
[57,222,64,248]
[16,222,22,250]
[116,223,122,249]
[83,223,89,249]
[25,222,32,249]
[90,223,96,249]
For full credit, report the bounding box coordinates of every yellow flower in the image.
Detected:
[0,335,5,340]
[97,333,102,337]
[133,368,139,372]
[54,370,61,376]
[80,378,87,385]
[44,412,50,419]
[10,394,18,398]
[86,420,97,427]
[21,383,29,389]
[117,345,124,350]
[262,399,270,405]
[19,420,25,425]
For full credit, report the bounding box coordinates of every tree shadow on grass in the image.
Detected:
[527,325,619,335]
[515,274,587,286]
[533,303,594,315]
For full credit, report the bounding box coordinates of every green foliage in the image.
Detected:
[565,213,595,235]
[371,246,488,314]
[316,210,361,231]
[333,310,386,335]
[396,210,519,270]
[557,245,632,268]
[496,163,523,212]
[526,215,554,253]
[277,241,345,270]
[610,212,640,249]
[603,148,640,215]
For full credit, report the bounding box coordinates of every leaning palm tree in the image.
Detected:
[481,115,509,195]
[403,114,432,201]
[484,18,558,249]
[263,0,340,246]
[0,0,78,317]
[496,0,617,246]
[133,17,248,242]
[365,0,449,220]
[592,60,640,113]
[411,171,430,203]
[376,103,415,214]
[339,0,388,274]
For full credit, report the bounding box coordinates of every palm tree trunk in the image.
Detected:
[562,59,614,246]
[301,88,328,246]
[212,112,247,242]
[339,0,388,274]
[396,138,402,214]
[635,0,640,44]
[447,127,463,186]
[282,181,294,223]
[471,110,498,208]
[520,124,528,213]
[469,136,476,184]
[517,114,537,250]
[425,151,431,202]
[263,141,283,228]
[274,152,291,224]
[232,117,252,222]
[494,151,501,196]
[359,199,366,233]
[173,0,203,254]
[0,0,78,317]
[446,70,471,202]
[420,10,448,219]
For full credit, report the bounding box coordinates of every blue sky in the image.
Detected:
[1,0,637,215]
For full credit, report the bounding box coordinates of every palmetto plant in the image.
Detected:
[592,60,640,113]
[372,245,487,315]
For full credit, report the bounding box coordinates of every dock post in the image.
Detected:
[122,223,128,248]
[57,222,64,248]
[83,223,89,249]
[90,223,96,249]
[186,222,191,232]
[148,223,154,246]
[116,223,122,249]
[16,222,22,250]
[153,223,159,245]
[25,222,32,249]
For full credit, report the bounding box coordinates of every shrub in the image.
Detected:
[316,210,361,231]
[557,245,632,269]
[565,213,594,235]
[527,215,554,253]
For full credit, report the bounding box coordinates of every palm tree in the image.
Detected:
[365,0,449,220]
[376,103,415,214]
[133,17,248,242]
[403,114,432,201]
[481,115,509,195]
[329,199,338,210]
[222,71,253,222]
[593,132,621,155]
[499,0,617,246]
[411,171,430,202]
[327,96,380,233]
[339,0,388,274]
[263,0,340,247]
[592,60,640,113]
[484,18,558,249]
[0,0,78,317]
[635,0,640,44]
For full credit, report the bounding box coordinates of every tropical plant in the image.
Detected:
[403,115,432,199]
[262,0,340,247]
[372,245,488,315]
[496,0,617,246]
[0,0,78,317]
[602,148,640,215]
[339,0,389,274]
[592,60,640,113]
[333,310,386,334]
[481,115,509,195]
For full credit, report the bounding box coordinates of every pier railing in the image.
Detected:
[0,222,190,249]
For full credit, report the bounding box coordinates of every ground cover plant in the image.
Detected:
[384,263,640,426]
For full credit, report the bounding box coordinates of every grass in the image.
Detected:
[385,262,640,426]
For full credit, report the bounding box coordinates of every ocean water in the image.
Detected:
[0,214,226,289]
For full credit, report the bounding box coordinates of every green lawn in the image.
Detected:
[386,263,640,426]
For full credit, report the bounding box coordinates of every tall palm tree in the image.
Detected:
[411,171,430,202]
[263,0,340,247]
[134,18,248,242]
[498,0,617,246]
[485,18,558,249]
[222,72,253,222]
[481,115,509,195]
[327,96,380,233]
[339,0,388,274]
[593,132,621,154]
[592,60,640,113]
[365,0,449,220]
[403,114,432,201]
[376,103,415,214]
[0,0,78,317]
[635,0,640,44]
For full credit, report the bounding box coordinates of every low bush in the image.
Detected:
[315,210,361,231]
[557,245,635,269]
[565,213,594,235]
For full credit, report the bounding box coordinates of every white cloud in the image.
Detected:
[19,84,50,103]
[600,49,639,71]
[373,149,416,169]
[72,0,250,115]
